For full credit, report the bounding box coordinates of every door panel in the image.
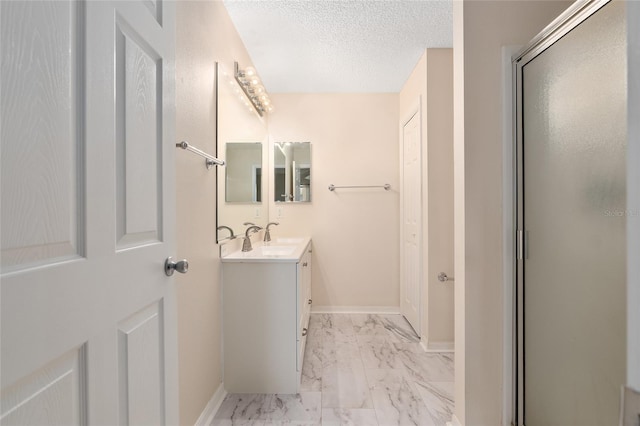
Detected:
[1,1,177,424]
[1,346,87,425]
[118,301,165,426]
[115,18,163,249]
[520,2,626,424]
[0,0,84,272]
[401,110,421,333]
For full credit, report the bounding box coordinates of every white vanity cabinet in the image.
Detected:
[221,239,312,394]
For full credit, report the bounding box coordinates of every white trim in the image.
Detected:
[421,340,454,353]
[628,0,640,390]
[311,306,400,314]
[194,382,227,426]
[502,45,521,426]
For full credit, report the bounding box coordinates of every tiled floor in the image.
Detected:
[212,313,454,426]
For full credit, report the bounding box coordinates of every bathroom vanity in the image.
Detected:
[221,237,312,393]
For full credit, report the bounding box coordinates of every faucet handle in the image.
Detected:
[264,222,279,242]
[217,225,236,240]
[244,225,262,236]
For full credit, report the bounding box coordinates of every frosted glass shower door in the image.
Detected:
[520,1,626,424]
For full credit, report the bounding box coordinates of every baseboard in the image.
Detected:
[311,305,400,314]
[194,382,227,426]
[421,340,455,353]
[446,414,462,426]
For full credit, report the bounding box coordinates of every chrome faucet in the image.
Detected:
[217,225,236,240]
[264,222,280,242]
[242,225,262,252]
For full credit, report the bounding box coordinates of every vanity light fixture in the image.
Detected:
[234,61,274,117]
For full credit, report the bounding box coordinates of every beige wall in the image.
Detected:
[267,94,400,309]
[453,1,572,424]
[426,49,454,345]
[175,2,255,424]
[399,49,454,346]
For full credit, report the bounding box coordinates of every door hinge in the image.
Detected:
[517,229,529,260]
[517,230,524,260]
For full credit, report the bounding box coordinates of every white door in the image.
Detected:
[1,1,178,424]
[400,110,422,334]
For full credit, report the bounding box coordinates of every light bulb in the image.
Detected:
[263,98,271,106]
[267,105,274,113]
[249,76,260,86]
[244,67,256,77]
[254,85,265,94]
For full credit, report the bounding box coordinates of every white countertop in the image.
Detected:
[221,237,311,263]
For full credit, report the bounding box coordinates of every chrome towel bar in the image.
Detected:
[176,141,225,169]
[328,184,391,191]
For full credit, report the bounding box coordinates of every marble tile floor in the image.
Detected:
[212,313,454,426]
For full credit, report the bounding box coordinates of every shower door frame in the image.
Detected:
[512,1,614,424]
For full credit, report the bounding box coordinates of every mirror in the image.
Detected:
[225,143,262,203]
[216,62,269,242]
[274,142,311,203]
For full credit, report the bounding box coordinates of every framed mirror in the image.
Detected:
[216,62,269,242]
[225,142,262,203]
[274,142,311,203]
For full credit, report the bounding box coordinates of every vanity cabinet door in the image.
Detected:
[297,244,312,372]
[302,245,312,325]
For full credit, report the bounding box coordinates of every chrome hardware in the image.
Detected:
[517,229,524,260]
[303,262,308,267]
[176,141,225,169]
[165,257,189,276]
[242,225,262,252]
[308,299,312,305]
[264,222,279,242]
[217,225,236,240]
[328,183,391,191]
[438,272,454,282]
[302,328,308,337]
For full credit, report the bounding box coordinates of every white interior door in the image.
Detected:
[401,110,422,334]
[1,1,178,424]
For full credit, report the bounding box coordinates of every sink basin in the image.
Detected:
[221,236,311,263]
[254,245,297,256]
[275,237,305,244]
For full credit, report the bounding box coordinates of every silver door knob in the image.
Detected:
[302,327,308,337]
[438,272,454,282]
[165,257,189,276]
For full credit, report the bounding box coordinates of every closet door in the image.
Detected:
[401,109,422,334]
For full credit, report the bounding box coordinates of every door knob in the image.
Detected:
[165,257,189,276]
[438,272,454,282]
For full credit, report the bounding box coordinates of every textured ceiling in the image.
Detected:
[223,0,453,93]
